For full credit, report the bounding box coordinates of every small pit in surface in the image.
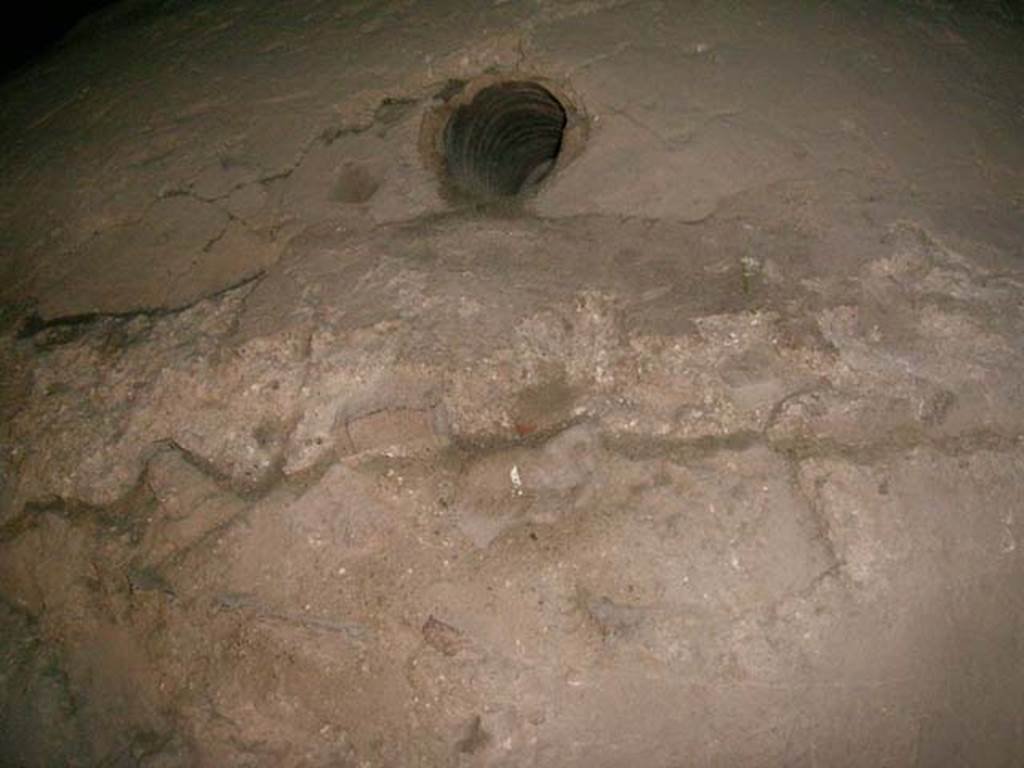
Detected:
[441,80,568,200]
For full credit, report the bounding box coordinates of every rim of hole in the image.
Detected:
[419,74,588,205]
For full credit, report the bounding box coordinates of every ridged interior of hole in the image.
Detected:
[443,81,567,199]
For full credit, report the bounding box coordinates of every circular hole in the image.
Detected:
[442,81,568,200]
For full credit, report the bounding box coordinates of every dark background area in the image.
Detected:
[2,0,1020,82]
[3,0,1021,82]
[2,1,119,78]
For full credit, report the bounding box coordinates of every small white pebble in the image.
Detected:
[510,464,523,493]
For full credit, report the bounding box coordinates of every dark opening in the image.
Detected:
[443,81,568,200]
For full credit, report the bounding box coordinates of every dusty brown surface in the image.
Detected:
[1,1,1023,766]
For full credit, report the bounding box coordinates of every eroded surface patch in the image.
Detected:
[3,209,1023,765]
